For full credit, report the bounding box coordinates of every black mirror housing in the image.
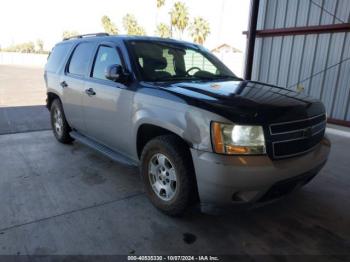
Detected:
[105,64,128,82]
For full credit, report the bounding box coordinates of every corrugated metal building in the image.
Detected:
[248,0,350,125]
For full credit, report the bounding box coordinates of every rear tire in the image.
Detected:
[50,99,73,144]
[140,135,195,216]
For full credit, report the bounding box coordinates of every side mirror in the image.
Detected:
[105,64,127,82]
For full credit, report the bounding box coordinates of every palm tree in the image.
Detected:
[189,17,210,45]
[155,0,166,27]
[169,2,189,39]
[156,0,165,8]
[122,14,146,36]
[155,23,171,38]
[36,39,44,53]
[101,15,118,35]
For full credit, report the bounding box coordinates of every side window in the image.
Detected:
[92,46,121,80]
[184,50,217,74]
[68,42,95,77]
[46,43,73,73]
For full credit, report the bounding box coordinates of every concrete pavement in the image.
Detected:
[0,65,46,107]
[0,129,349,256]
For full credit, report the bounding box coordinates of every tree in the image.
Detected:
[189,17,210,45]
[122,14,146,35]
[2,42,35,53]
[155,23,171,38]
[169,2,189,39]
[155,0,165,26]
[101,15,118,35]
[156,0,165,8]
[62,30,79,39]
[36,39,44,53]
[22,42,35,53]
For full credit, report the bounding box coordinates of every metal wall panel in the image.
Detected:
[252,0,350,121]
[264,0,278,29]
[285,0,299,27]
[332,33,350,119]
[275,0,288,28]
[277,36,293,87]
[337,0,350,23]
[252,38,263,80]
[308,0,324,26]
[296,0,311,27]
[258,37,273,83]
[260,0,350,29]
[267,36,283,84]
[256,0,267,30]
[321,33,346,115]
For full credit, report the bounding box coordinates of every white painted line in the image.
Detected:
[326,128,350,138]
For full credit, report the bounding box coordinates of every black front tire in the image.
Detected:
[140,135,196,216]
[50,99,74,144]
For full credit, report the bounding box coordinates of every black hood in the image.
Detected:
[155,80,325,125]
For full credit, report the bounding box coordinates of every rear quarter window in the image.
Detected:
[45,43,73,73]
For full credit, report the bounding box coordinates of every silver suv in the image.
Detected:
[44,33,330,215]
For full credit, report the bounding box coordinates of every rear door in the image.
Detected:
[61,42,95,132]
[82,42,132,152]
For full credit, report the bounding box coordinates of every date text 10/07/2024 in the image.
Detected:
[127,256,220,261]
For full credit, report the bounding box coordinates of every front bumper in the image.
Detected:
[191,136,331,208]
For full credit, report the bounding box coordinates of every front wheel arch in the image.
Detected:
[136,124,192,159]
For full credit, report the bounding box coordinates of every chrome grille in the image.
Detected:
[269,114,326,159]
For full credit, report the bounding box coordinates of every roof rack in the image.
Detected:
[63,33,109,41]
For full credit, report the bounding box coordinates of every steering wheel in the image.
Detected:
[186,66,201,76]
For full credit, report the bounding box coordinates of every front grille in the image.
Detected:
[268,114,326,159]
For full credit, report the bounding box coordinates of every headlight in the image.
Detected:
[211,122,266,155]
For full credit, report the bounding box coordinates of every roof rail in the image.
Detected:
[63,33,109,41]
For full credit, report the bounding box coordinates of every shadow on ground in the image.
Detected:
[0,105,50,134]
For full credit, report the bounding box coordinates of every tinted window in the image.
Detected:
[68,42,95,76]
[92,46,121,80]
[46,43,73,73]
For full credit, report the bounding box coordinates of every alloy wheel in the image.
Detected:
[148,153,177,201]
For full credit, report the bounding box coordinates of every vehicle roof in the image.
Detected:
[57,35,198,47]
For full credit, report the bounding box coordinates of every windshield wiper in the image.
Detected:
[148,75,241,82]
[193,75,241,81]
[149,76,193,82]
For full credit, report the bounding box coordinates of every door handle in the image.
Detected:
[60,81,68,88]
[85,88,96,96]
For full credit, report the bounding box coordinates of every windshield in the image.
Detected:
[127,40,239,82]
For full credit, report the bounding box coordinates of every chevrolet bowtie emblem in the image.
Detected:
[303,127,313,138]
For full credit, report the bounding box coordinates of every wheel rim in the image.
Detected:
[148,153,177,201]
[53,107,63,137]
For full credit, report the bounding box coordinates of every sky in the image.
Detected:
[0,0,250,51]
